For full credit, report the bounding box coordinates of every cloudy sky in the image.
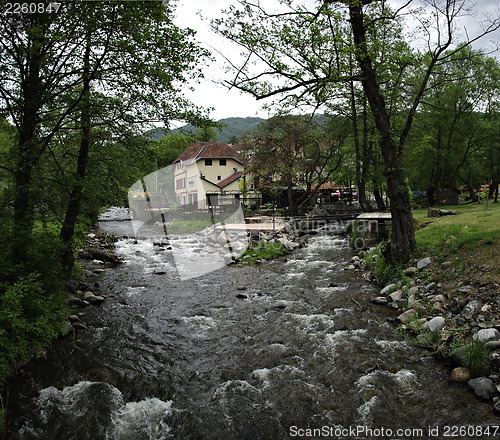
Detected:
[173,0,500,123]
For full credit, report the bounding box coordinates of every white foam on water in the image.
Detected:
[181,315,217,339]
[109,398,174,440]
[285,271,306,279]
[307,260,336,268]
[324,329,368,352]
[374,338,410,351]
[316,285,349,293]
[356,395,379,425]
[114,239,174,275]
[356,369,419,398]
[212,379,262,409]
[23,381,174,440]
[125,286,147,297]
[288,313,337,331]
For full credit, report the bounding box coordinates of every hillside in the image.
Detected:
[148,117,264,143]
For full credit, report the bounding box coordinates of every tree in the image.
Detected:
[213,0,500,261]
[195,125,219,142]
[404,48,500,204]
[0,0,211,268]
[153,132,194,167]
[250,114,341,214]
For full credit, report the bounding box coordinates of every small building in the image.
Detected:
[436,187,459,206]
[172,141,246,210]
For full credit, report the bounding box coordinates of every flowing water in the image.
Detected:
[5,208,499,439]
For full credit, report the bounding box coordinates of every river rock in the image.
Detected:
[84,291,105,305]
[449,367,471,383]
[468,377,498,401]
[494,400,500,415]
[416,257,431,269]
[462,300,481,320]
[85,248,120,264]
[429,294,446,304]
[61,321,74,335]
[458,285,474,294]
[371,296,388,305]
[72,321,88,331]
[403,266,417,277]
[66,297,86,307]
[473,328,500,342]
[218,231,231,244]
[389,290,403,303]
[380,283,397,296]
[441,261,452,269]
[278,237,299,251]
[425,282,437,292]
[397,309,419,324]
[423,316,445,332]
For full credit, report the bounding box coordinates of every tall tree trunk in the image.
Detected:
[12,20,45,263]
[60,29,92,270]
[373,184,386,211]
[350,79,373,212]
[349,4,415,261]
[286,181,297,215]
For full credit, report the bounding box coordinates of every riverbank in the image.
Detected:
[59,230,121,335]
[349,202,500,413]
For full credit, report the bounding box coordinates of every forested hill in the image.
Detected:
[148,117,265,143]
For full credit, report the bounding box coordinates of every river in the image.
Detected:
[5,208,498,439]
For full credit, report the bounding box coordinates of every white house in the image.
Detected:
[172,141,246,210]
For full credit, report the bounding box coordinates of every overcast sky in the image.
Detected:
[173,0,500,124]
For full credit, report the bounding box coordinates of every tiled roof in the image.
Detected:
[173,141,246,165]
[314,182,340,190]
[217,171,243,188]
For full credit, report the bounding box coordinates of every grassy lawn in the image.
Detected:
[412,202,500,282]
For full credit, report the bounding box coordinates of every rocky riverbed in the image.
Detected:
[347,250,500,413]
[61,231,121,335]
[66,216,500,416]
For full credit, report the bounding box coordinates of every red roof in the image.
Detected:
[174,141,246,165]
[314,182,340,190]
[217,171,243,189]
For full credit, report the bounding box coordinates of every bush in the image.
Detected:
[0,273,68,382]
[457,339,490,378]
[364,244,406,285]
[240,241,288,263]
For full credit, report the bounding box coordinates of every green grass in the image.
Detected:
[412,202,500,277]
[240,241,288,263]
[455,339,490,377]
[168,218,214,234]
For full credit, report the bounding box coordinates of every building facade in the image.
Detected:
[173,141,246,210]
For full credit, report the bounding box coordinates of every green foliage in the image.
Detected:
[169,218,214,234]
[0,273,68,383]
[195,125,218,142]
[153,132,193,167]
[414,204,500,259]
[364,244,407,285]
[240,241,288,263]
[455,339,490,378]
[149,117,264,143]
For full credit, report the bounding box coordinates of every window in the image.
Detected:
[176,178,185,190]
[219,159,226,166]
[205,159,212,166]
[217,175,221,181]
